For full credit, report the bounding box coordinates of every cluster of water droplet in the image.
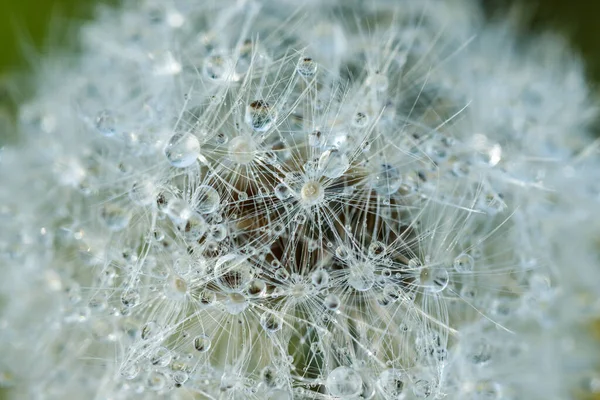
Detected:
[1,0,600,399]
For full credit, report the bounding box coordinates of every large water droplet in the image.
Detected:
[193,334,212,352]
[164,132,200,168]
[214,254,253,292]
[194,185,220,214]
[100,204,130,231]
[326,366,363,397]
[453,253,474,273]
[260,311,283,333]
[372,164,402,196]
[296,57,318,77]
[377,369,405,398]
[318,148,349,179]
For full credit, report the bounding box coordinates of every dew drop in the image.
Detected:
[147,371,167,391]
[420,267,449,293]
[296,57,318,77]
[179,213,207,240]
[224,292,249,315]
[373,164,402,196]
[209,224,227,241]
[366,72,389,92]
[228,136,257,164]
[352,112,369,128]
[194,185,220,214]
[324,293,340,310]
[164,132,200,168]
[120,288,140,308]
[348,265,375,292]
[214,254,253,292]
[453,253,474,273]
[166,199,193,226]
[318,148,349,179]
[193,334,212,352]
[95,110,116,137]
[275,183,293,201]
[120,363,140,380]
[377,369,405,398]
[203,53,236,81]
[141,321,160,340]
[368,241,386,259]
[150,346,172,367]
[129,180,156,206]
[245,100,276,132]
[308,130,324,148]
[327,366,363,397]
[311,269,330,288]
[260,311,283,333]
[100,204,130,231]
[247,278,267,297]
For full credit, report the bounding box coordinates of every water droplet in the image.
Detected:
[193,334,212,352]
[224,292,249,314]
[214,254,253,292]
[327,366,363,397]
[203,53,237,81]
[247,278,267,297]
[274,183,293,201]
[209,224,227,241]
[199,290,216,308]
[129,181,157,206]
[377,369,405,398]
[368,241,386,259]
[173,371,189,385]
[412,379,433,398]
[121,288,140,308]
[100,204,130,231]
[166,274,189,300]
[348,265,375,292]
[260,311,283,333]
[352,112,369,128]
[194,185,220,214]
[318,148,349,179]
[245,100,276,132]
[147,371,167,391]
[308,130,324,148]
[373,164,402,196]
[151,346,172,367]
[275,268,290,281]
[453,253,474,273]
[296,57,318,77]
[179,213,207,240]
[164,132,200,168]
[366,72,389,92]
[95,110,116,137]
[324,293,340,310]
[266,388,291,400]
[141,321,160,340]
[228,136,257,164]
[166,199,193,226]
[311,269,330,288]
[335,245,350,260]
[120,363,140,380]
[420,267,449,293]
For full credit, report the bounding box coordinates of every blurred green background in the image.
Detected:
[1,0,600,77]
[1,0,600,82]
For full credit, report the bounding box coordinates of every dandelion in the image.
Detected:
[1,0,600,399]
